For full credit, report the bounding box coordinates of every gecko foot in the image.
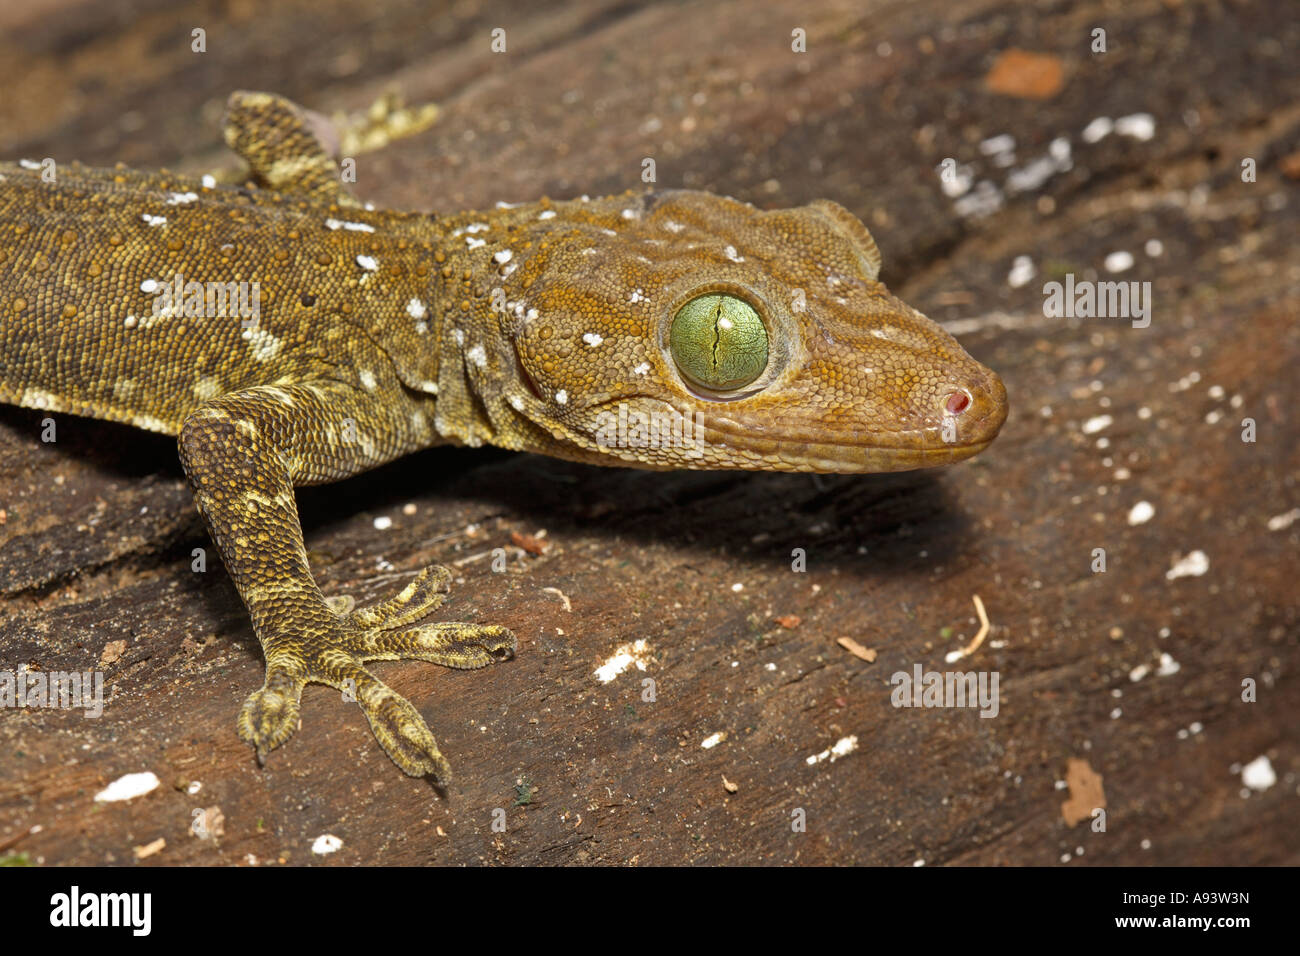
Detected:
[237,565,516,781]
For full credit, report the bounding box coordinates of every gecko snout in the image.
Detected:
[942,369,1008,448]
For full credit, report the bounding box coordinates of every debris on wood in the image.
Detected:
[99,640,127,667]
[985,49,1065,100]
[132,837,166,860]
[945,595,991,663]
[1061,758,1106,827]
[542,586,571,611]
[511,530,549,555]
[837,637,877,662]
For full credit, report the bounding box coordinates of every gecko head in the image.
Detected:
[501,190,1007,473]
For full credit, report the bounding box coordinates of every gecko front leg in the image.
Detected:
[177,379,514,781]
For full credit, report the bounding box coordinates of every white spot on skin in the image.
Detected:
[419,381,438,395]
[805,735,858,766]
[593,639,653,683]
[700,732,726,749]
[663,220,684,233]
[194,377,222,401]
[140,213,167,227]
[467,345,487,368]
[633,362,650,375]
[493,249,513,264]
[554,389,568,405]
[355,255,379,272]
[1165,550,1209,580]
[724,245,744,262]
[629,288,646,303]
[466,237,486,249]
[94,771,160,803]
[312,834,343,855]
[1127,501,1155,525]
[1241,755,1276,792]
[359,369,378,391]
[140,278,159,294]
[508,395,525,412]
[621,208,638,220]
[201,174,217,189]
[166,191,199,205]
[526,308,539,321]
[453,329,465,347]
[325,218,375,233]
[132,415,170,434]
[243,328,283,362]
[406,298,426,320]
[1082,414,1112,435]
[538,210,556,220]
[582,332,604,347]
[18,388,57,410]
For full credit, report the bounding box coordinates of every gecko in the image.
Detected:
[0,91,1007,782]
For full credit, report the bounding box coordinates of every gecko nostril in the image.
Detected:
[944,390,971,415]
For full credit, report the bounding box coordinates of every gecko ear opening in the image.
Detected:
[806,199,882,281]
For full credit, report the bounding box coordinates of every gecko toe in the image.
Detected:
[237,668,306,761]
[346,565,454,631]
[356,680,454,781]
[352,622,517,668]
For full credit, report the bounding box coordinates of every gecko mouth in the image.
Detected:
[580,399,1005,473]
[696,427,998,473]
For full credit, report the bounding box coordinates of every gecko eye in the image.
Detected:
[669,294,769,391]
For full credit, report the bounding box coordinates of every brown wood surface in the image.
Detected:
[0,0,1296,866]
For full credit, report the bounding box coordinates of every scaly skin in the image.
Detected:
[0,92,1007,781]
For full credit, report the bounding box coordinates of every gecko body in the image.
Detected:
[0,92,1006,780]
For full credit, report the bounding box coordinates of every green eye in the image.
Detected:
[669,294,769,391]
